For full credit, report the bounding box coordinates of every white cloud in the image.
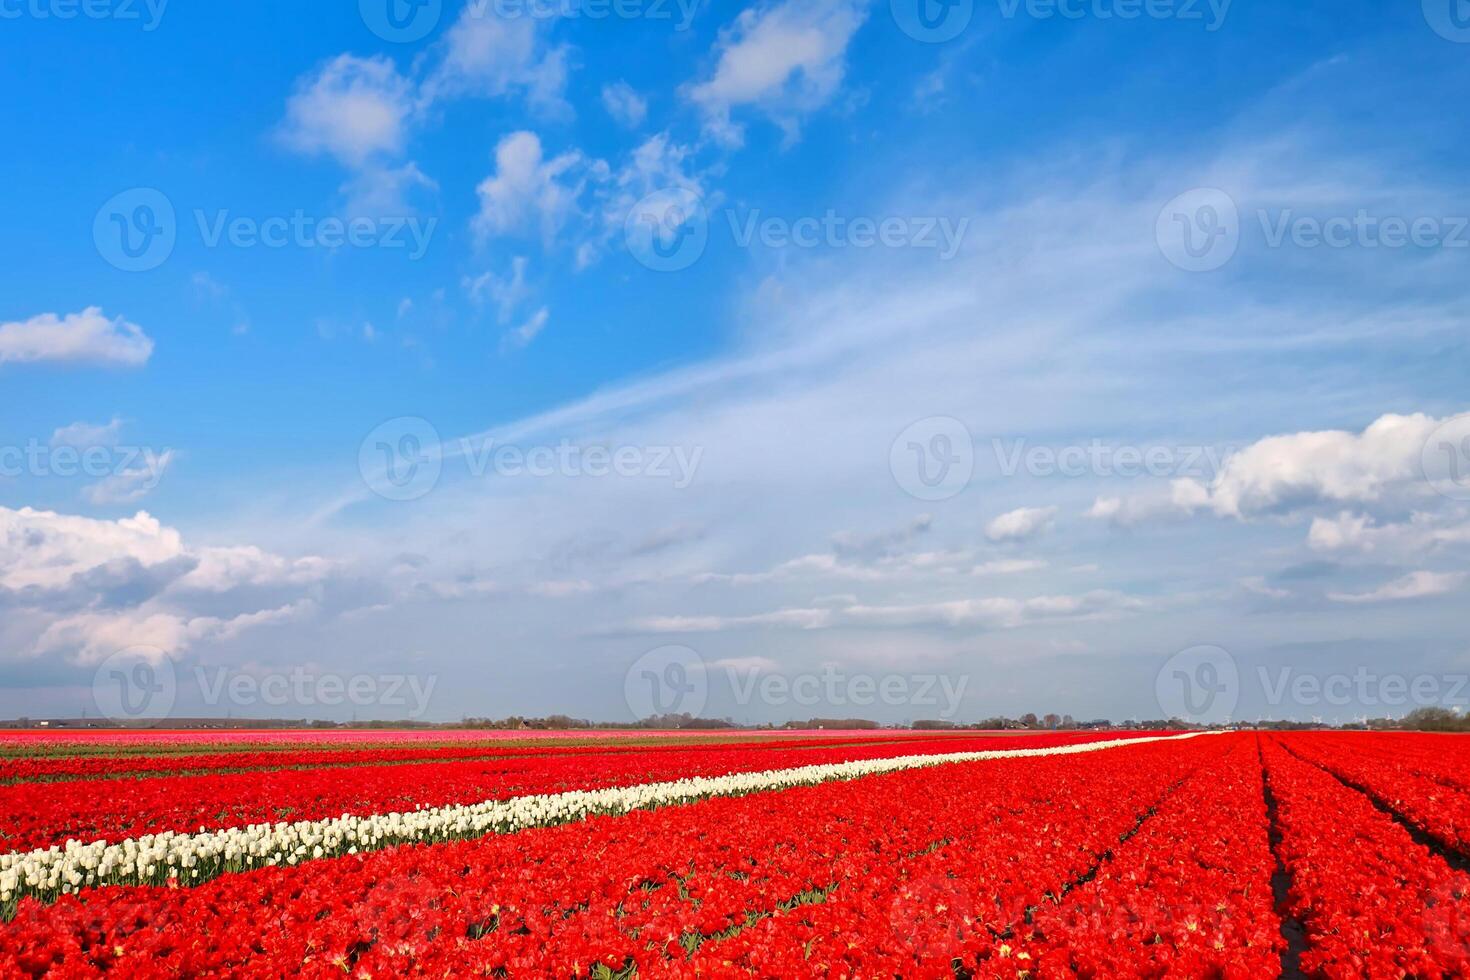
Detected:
[844,591,1141,630]
[0,507,185,592]
[275,6,571,230]
[418,7,569,116]
[34,610,197,664]
[829,515,931,558]
[578,133,706,268]
[526,579,594,598]
[695,553,884,586]
[280,55,415,167]
[1090,413,1467,529]
[0,308,153,367]
[81,450,175,506]
[1328,570,1466,604]
[77,128,1470,722]
[473,131,591,242]
[339,161,437,217]
[710,655,781,672]
[504,307,550,350]
[692,518,971,587]
[632,608,835,632]
[1084,480,1211,527]
[0,506,331,665]
[171,546,335,593]
[631,590,1142,633]
[601,81,648,128]
[51,418,124,449]
[35,601,315,665]
[1307,511,1381,552]
[464,255,532,324]
[1239,576,1291,599]
[191,274,252,336]
[1308,510,1470,555]
[684,0,869,145]
[972,559,1047,575]
[985,506,1057,543]
[1192,413,1445,518]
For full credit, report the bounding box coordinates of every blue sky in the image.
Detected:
[3,0,1470,725]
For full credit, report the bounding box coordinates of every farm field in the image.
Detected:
[1,729,1467,977]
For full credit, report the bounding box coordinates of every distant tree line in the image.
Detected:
[11,708,1467,733]
[451,713,742,731]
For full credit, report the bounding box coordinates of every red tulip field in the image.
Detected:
[1,729,1467,977]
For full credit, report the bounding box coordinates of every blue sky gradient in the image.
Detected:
[2,0,1469,725]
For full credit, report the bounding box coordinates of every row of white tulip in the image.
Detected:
[0,730,1214,914]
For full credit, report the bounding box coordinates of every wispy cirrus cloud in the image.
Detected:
[1328,570,1466,604]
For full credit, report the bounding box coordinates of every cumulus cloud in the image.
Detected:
[684,0,868,145]
[51,126,1468,722]
[35,601,316,666]
[0,308,153,367]
[0,506,330,664]
[1189,413,1445,518]
[1307,511,1470,555]
[1090,413,1469,528]
[1328,570,1466,604]
[474,131,592,242]
[1085,480,1210,527]
[171,545,336,593]
[279,55,415,167]
[276,2,574,225]
[0,508,185,592]
[985,506,1057,543]
[418,6,569,115]
[601,81,648,128]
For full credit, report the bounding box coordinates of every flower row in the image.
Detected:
[0,731,1137,851]
[1262,736,1470,976]
[0,732,1209,914]
[987,736,1284,976]
[0,732,954,784]
[0,733,1224,976]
